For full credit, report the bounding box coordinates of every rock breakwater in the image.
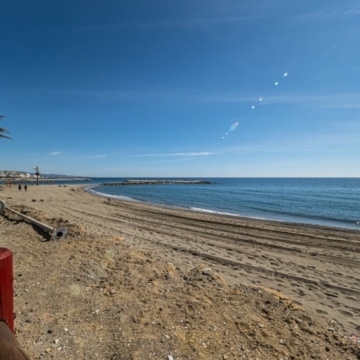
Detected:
[101,179,212,186]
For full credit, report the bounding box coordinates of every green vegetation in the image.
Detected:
[0,115,11,140]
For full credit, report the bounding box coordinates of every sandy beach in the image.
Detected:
[1,184,359,359]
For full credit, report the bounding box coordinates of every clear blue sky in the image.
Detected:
[1,0,360,177]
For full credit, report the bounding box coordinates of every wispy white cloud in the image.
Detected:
[294,9,340,22]
[51,151,61,156]
[41,87,360,110]
[343,8,360,16]
[293,3,360,22]
[202,92,360,110]
[46,88,197,104]
[77,4,359,31]
[287,133,360,151]
[136,151,214,157]
[95,154,107,158]
[78,15,263,32]
[225,132,360,156]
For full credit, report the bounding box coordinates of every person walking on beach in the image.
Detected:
[18,184,21,191]
[24,184,27,191]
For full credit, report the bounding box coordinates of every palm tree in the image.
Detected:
[34,166,40,185]
[0,115,11,140]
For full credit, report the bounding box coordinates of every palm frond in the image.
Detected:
[0,116,12,139]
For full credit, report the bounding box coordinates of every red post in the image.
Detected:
[0,248,14,333]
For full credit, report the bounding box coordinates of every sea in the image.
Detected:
[76,177,360,231]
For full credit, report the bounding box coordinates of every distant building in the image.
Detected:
[0,170,40,179]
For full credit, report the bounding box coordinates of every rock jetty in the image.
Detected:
[101,179,212,186]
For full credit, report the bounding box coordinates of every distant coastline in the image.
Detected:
[0,177,91,184]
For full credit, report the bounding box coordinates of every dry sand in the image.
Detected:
[0,183,359,359]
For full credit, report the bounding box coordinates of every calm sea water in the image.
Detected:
[85,178,360,231]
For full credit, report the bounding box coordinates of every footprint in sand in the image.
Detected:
[315,309,328,315]
[307,285,318,291]
[324,292,339,298]
[293,302,303,310]
[338,309,353,317]
[296,289,306,297]
[334,272,343,276]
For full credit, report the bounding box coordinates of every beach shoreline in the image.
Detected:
[87,183,360,233]
[86,177,360,232]
[1,184,359,359]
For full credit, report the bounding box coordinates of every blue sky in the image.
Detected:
[1,0,360,177]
